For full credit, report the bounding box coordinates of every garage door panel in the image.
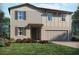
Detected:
[45,30,68,41]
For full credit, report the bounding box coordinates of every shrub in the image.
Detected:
[4,39,11,47]
[32,40,39,43]
[26,38,32,43]
[0,38,5,47]
[5,41,11,47]
[38,40,48,43]
[16,39,22,43]
[32,40,36,43]
[71,37,79,41]
[0,38,11,47]
[22,38,32,43]
[22,38,27,43]
[10,38,15,43]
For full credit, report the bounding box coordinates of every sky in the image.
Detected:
[0,3,78,17]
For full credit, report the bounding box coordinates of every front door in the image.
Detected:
[31,27,41,40]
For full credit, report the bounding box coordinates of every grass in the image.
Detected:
[0,43,79,55]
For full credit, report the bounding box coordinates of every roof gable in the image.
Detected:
[8,3,73,14]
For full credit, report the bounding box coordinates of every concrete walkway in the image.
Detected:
[52,41,79,48]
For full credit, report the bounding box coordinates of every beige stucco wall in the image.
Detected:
[10,5,72,40]
[41,12,72,40]
[10,5,43,40]
[41,13,72,30]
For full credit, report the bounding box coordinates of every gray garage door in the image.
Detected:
[45,30,68,41]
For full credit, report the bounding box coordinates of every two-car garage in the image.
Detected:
[45,30,68,41]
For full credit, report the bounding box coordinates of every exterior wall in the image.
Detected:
[41,13,72,30]
[10,5,42,40]
[41,12,72,40]
[10,5,72,40]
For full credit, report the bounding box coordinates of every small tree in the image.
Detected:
[72,7,79,20]
[2,17,10,39]
[72,6,79,35]
[0,10,5,46]
[0,10,4,38]
[0,10,11,47]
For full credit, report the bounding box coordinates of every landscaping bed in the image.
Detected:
[0,43,79,55]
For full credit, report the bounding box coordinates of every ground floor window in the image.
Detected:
[15,27,26,36]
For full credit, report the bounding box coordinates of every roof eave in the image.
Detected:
[8,3,73,14]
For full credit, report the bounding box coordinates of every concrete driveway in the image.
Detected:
[52,41,79,48]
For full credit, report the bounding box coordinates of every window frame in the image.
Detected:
[61,14,66,21]
[16,27,26,36]
[15,11,26,20]
[47,13,53,21]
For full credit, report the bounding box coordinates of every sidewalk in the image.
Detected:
[52,41,79,48]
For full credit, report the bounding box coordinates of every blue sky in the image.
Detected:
[1,3,78,17]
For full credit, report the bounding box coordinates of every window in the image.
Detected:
[15,11,26,20]
[48,13,52,21]
[61,14,66,21]
[15,27,26,36]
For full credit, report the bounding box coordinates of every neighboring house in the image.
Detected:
[9,3,72,41]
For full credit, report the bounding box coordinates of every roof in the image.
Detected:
[8,3,73,14]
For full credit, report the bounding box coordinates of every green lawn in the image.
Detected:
[0,43,79,55]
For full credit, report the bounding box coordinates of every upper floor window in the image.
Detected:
[15,11,26,20]
[48,13,53,21]
[61,14,66,21]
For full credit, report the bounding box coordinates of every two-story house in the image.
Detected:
[9,3,72,41]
